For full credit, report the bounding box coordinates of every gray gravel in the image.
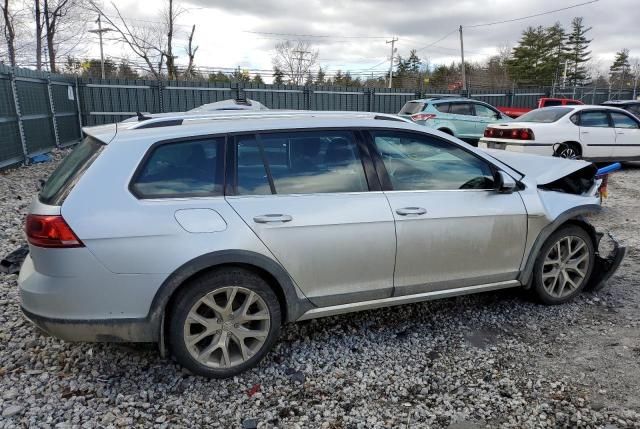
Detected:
[1,153,639,428]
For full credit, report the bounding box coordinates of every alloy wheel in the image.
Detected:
[183,286,271,368]
[541,235,590,298]
[559,147,578,159]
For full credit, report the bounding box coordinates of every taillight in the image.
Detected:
[25,214,84,248]
[483,127,534,140]
[410,113,437,122]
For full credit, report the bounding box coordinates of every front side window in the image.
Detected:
[474,104,499,118]
[371,131,495,191]
[434,103,450,113]
[131,138,224,198]
[449,103,473,116]
[579,111,610,128]
[611,112,640,129]
[236,130,369,195]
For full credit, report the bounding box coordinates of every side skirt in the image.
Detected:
[296,280,520,321]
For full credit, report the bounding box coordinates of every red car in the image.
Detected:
[498,97,583,118]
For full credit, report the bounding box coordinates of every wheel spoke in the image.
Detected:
[201,295,226,316]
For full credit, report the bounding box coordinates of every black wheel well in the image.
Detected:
[438,127,454,135]
[163,263,289,330]
[561,141,582,156]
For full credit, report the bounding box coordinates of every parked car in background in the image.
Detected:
[19,110,624,378]
[497,97,583,119]
[479,105,640,161]
[398,97,510,145]
[601,100,640,118]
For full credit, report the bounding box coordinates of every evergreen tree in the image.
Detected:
[566,17,592,85]
[545,22,567,87]
[208,71,230,83]
[315,67,326,85]
[609,49,631,89]
[231,66,250,82]
[334,70,345,85]
[304,71,314,86]
[273,67,285,85]
[507,26,549,85]
[252,73,265,84]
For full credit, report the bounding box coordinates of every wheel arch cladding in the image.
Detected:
[519,205,601,286]
[148,250,314,339]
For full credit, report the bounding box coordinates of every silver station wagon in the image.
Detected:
[18,110,625,378]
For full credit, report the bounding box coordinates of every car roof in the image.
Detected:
[408,96,471,104]
[82,111,417,144]
[602,100,640,105]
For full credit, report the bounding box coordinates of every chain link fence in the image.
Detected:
[0,65,637,169]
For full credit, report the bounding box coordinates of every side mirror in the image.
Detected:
[495,171,517,193]
[494,113,502,120]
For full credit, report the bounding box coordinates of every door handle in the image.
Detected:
[581,131,590,134]
[396,207,427,216]
[616,132,624,135]
[253,214,293,224]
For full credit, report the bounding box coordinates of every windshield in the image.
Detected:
[39,136,104,205]
[399,102,425,115]
[517,107,572,123]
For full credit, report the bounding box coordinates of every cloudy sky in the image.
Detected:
[94,0,640,80]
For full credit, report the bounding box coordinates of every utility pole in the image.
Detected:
[386,37,397,89]
[632,60,639,100]
[458,26,467,94]
[89,15,113,79]
[292,49,310,86]
[562,59,568,89]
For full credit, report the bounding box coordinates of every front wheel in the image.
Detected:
[532,225,595,305]
[168,269,281,378]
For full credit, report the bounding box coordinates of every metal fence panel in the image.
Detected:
[162,81,234,112]
[0,71,23,167]
[242,83,307,110]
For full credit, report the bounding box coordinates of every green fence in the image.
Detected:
[0,64,637,169]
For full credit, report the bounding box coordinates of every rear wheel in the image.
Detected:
[556,142,582,159]
[532,225,594,305]
[168,269,281,378]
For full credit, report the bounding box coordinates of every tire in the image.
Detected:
[168,268,281,378]
[556,142,582,160]
[532,225,595,305]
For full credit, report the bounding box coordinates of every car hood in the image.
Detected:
[482,148,595,185]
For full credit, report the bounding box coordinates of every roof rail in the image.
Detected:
[125,110,410,129]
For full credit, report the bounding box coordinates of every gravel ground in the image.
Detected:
[1,152,639,428]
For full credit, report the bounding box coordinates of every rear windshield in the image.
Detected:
[517,108,572,123]
[399,102,425,115]
[39,136,104,205]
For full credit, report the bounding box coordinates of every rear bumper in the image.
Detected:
[21,307,154,342]
[479,139,555,156]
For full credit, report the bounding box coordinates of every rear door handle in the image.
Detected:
[253,214,293,224]
[396,207,427,216]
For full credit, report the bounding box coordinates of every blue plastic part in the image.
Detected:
[596,162,621,177]
[29,153,52,164]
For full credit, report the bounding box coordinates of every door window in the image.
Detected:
[579,111,610,127]
[371,131,495,191]
[611,112,640,129]
[474,104,499,118]
[131,138,224,198]
[236,131,369,195]
[434,103,450,113]
[448,103,473,116]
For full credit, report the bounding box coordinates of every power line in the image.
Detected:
[413,29,458,53]
[465,0,600,28]
[242,30,389,40]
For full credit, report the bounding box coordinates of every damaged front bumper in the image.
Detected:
[586,232,626,292]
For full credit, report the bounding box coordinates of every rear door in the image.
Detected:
[226,129,396,307]
[577,110,616,159]
[610,111,640,159]
[447,102,478,139]
[367,130,527,296]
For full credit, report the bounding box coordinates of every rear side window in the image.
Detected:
[627,105,640,116]
[236,130,369,195]
[399,102,425,115]
[131,137,224,198]
[449,103,473,116]
[579,111,610,128]
[40,136,104,205]
[565,101,581,105]
[543,100,562,107]
[434,103,450,113]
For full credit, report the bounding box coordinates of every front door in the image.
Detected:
[578,110,616,159]
[368,130,528,295]
[473,103,504,138]
[610,111,640,159]
[226,130,396,307]
[447,102,478,140]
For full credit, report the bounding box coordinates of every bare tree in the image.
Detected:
[272,40,319,85]
[89,0,195,80]
[183,24,198,77]
[34,0,43,69]
[42,0,89,73]
[1,0,17,66]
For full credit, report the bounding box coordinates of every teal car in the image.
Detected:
[398,97,510,145]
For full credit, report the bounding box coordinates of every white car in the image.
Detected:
[478,105,640,161]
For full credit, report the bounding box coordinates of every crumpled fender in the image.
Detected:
[585,232,627,292]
